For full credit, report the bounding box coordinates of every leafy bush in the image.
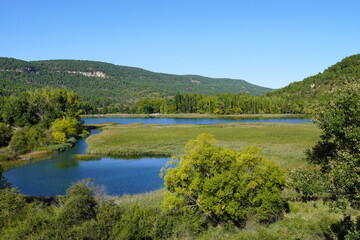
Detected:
[0,166,11,190]
[0,188,26,229]
[57,179,97,226]
[9,125,49,154]
[51,131,67,144]
[0,123,13,147]
[51,117,81,143]
[162,133,288,226]
[288,165,328,201]
[0,148,16,162]
[307,84,360,210]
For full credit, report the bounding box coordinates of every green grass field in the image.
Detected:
[108,188,351,240]
[87,122,320,170]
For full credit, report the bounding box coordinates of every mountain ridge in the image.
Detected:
[0,57,273,106]
[267,53,360,99]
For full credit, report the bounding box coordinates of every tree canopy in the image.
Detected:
[307,83,360,209]
[0,87,81,128]
[162,134,287,225]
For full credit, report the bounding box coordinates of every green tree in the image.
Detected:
[51,117,81,144]
[307,84,360,209]
[0,188,26,229]
[0,166,11,190]
[57,179,97,226]
[9,125,49,154]
[0,123,13,147]
[162,134,287,225]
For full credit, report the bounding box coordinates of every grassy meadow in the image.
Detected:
[108,188,350,240]
[87,122,320,170]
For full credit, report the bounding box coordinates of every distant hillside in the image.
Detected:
[0,58,272,105]
[268,54,360,99]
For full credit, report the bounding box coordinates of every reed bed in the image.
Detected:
[87,122,320,170]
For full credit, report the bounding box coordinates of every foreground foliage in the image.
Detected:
[162,134,288,226]
[306,83,360,210]
[0,181,357,239]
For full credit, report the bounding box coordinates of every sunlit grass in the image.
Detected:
[108,188,359,240]
[198,201,344,240]
[111,189,164,210]
[87,122,320,170]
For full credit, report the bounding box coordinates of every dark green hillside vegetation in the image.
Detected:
[0,57,272,112]
[268,54,360,100]
[134,54,360,115]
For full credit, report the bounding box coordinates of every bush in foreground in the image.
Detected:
[162,133,288,226]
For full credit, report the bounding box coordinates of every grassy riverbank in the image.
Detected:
[82,113,309,119]
[109,189,351,239]
[0,151,55,170]
[87,122,320,170]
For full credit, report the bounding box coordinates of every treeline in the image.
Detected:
[0,57,271,109]
[134,93,312,115]
[268,54,360,99]
[0,87,87,162]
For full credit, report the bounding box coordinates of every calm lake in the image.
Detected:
[5,117,311,196]
[83,117,312,125]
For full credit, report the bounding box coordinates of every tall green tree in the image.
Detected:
[307,83,360,209]
[1,87,82,128]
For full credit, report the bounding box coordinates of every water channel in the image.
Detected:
[4,117,311,196]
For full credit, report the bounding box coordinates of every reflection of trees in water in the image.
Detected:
[56,158,79,169]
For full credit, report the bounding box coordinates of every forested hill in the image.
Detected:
[0,57,272,104]
[267,54,360,99]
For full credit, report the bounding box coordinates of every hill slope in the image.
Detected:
[0,58,272,105]
[268,54,360,99]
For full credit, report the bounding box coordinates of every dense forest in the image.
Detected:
[0,87,88,163]
[119,54,360,115]
[0,57,272,112]
[134,92,308,114]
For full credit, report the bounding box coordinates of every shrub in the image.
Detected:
[0,148,16,162]
[57,179,97,227]
[0,165,11,190]
[162,133,288,226]
[8,125,49,154]
[0,188,26,229]
[0,123,13,147]
[51,117,80,137]
[52,131,67,144]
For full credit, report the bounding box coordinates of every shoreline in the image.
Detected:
[81,113,310,119]
[1,151,54,171]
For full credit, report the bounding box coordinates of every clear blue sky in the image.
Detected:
[1,0,359,89]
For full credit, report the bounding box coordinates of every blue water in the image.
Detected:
[5,129,169,196]
[83,117,312,125]
[4,117,311,196]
